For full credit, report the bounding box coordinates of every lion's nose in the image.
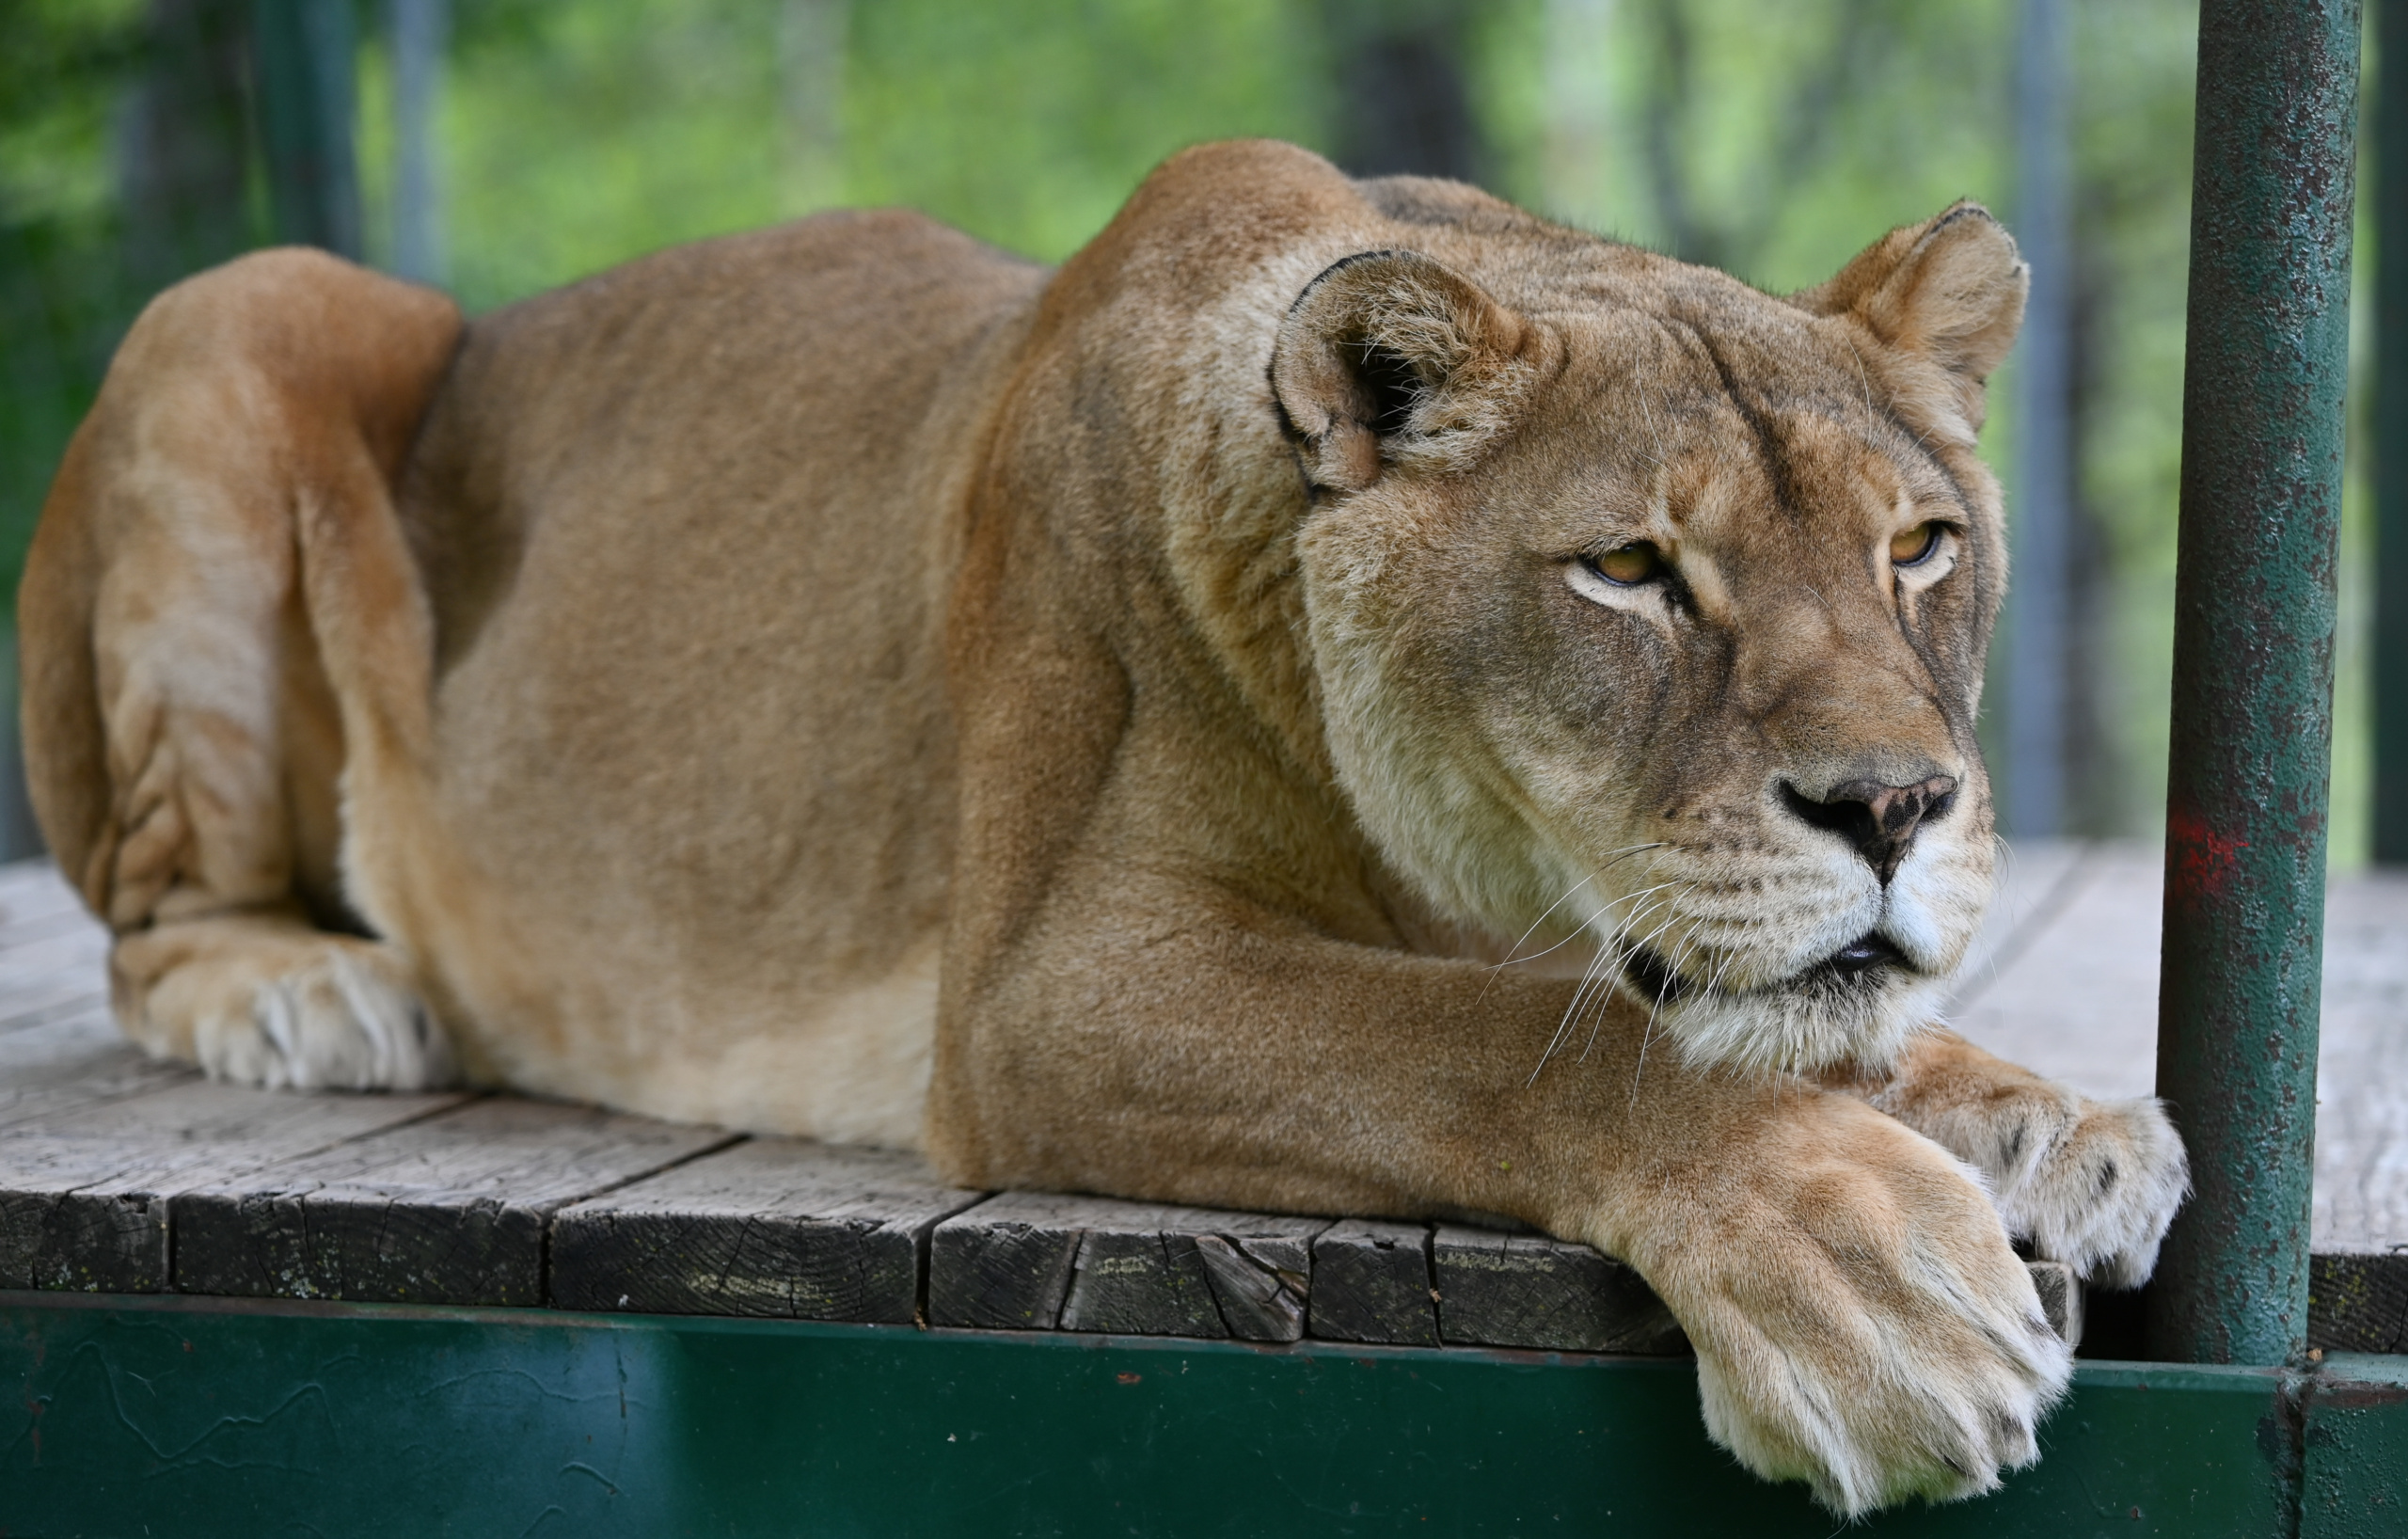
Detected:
[1780,773,1959,884]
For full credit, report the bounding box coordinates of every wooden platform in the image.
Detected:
[4,849,2402,1353]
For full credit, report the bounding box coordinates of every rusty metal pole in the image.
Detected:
[2147,0,2360,1366]
[2378,0,2408,865]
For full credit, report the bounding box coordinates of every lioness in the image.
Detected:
[23,140,2185,1514]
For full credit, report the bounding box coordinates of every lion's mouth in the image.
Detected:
[1621,930,1911,1003]
[1814,931,1909,981]
[1620,942,1692,1003]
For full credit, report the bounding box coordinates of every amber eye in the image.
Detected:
[1588,543,1661,585]
[1889,522,1942,567]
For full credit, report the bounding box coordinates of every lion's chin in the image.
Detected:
[1628,943,1950,1078]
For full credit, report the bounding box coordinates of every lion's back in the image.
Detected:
[382,210,1046,1131]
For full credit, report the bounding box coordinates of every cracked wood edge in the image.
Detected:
[928,1192,1326,1342]
[550,1137,985,1322]
[171,1098,731,1306]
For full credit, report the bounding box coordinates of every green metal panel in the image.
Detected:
[2151,0,2361,1368]
[0,1293,2332,1537]
[2301,1355,2408,1537]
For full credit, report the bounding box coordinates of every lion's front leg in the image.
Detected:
[937,881,2070,1517]
[1832,1030,2190,1288]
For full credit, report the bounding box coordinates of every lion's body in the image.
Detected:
[22,141,2188,1515]
[379,211,1039,1141]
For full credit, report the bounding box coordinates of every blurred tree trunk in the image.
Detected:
[389,0,449,285]
[2064,245,2122,837]
[2003,0,2073,837]
[252,0,361,257]
[1319,0,1487,182]
[118,0,256,295]
[780,0,850,214]
[1634,0,1893,278]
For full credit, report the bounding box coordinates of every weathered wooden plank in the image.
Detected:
[0,945,110,1031]
[1433,1227,2082,1357]
[2310,872,2408,1259]
[0,862,87,928]
[174,1097,730,1306]
[2311,1252,2408,1354]
[929,1193,1327,1342]
[0,912,108,977]
[1947,837,2097,1016]
[1307,1218,1439,1347]
[1433,1225,1688,1355]
[1951,847,2165,1103]
[0,1007,192,1131]
[0,983,112,1039]
[0,1079,465,1292]
[926,1191,1085,1331]
[551,1137,984,1322]
[0,853,2388,1351]
[1061,1202,1323,1341]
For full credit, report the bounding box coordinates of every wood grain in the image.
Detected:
[2311,1252,2408,1355]
[0,1079,464,1292]
[552,1137,984,1321]
[1433,1225,1689,1355]
[0,1008,192,1131]
[926,1191,1086,1330]
[1307,1218,1439,1346]
[173,1097,729,1306]
[929,1193,1326,1341]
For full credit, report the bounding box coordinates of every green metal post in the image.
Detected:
[2148,0,2360,1366]
[250,0,361,257]
[2378,0,2408,864]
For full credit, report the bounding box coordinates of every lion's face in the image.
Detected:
[1274,206,2024,1075]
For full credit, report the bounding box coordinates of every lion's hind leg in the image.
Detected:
[22,248,465,1092]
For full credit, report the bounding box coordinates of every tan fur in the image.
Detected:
[22,143,2185,1515]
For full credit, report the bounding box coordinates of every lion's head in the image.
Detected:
[1269,183,2023,1077]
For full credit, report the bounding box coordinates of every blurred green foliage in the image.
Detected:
[0,0,2376,857]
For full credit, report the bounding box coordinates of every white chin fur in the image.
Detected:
[1613,832,1986,1077]
[1646,968,1951,1078]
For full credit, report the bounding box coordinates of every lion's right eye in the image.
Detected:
[1586,544,1661,586]
[1889,522,1942,567]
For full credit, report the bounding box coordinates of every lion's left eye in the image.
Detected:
[1889,523,1942,567]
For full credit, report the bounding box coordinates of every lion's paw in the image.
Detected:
[113,920,458,1091]
[1696,1297,2069,1517]
[1862,1035,2190,1289]
[203,944,455,1091]
[1661,1116,2074,1516]
[1986,1092,2189,1289]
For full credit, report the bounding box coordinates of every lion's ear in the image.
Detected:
[1271,250,1532,494]
[1793,202,2027,419]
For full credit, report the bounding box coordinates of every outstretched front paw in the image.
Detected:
[1631,1094,2072,1516]
[1864,1031,2189,1288]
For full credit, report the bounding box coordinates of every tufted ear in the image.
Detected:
[1270,250,1533,494]
[1792,202,2027,423]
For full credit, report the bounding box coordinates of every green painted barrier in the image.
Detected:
[8,1293,2404,1536]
